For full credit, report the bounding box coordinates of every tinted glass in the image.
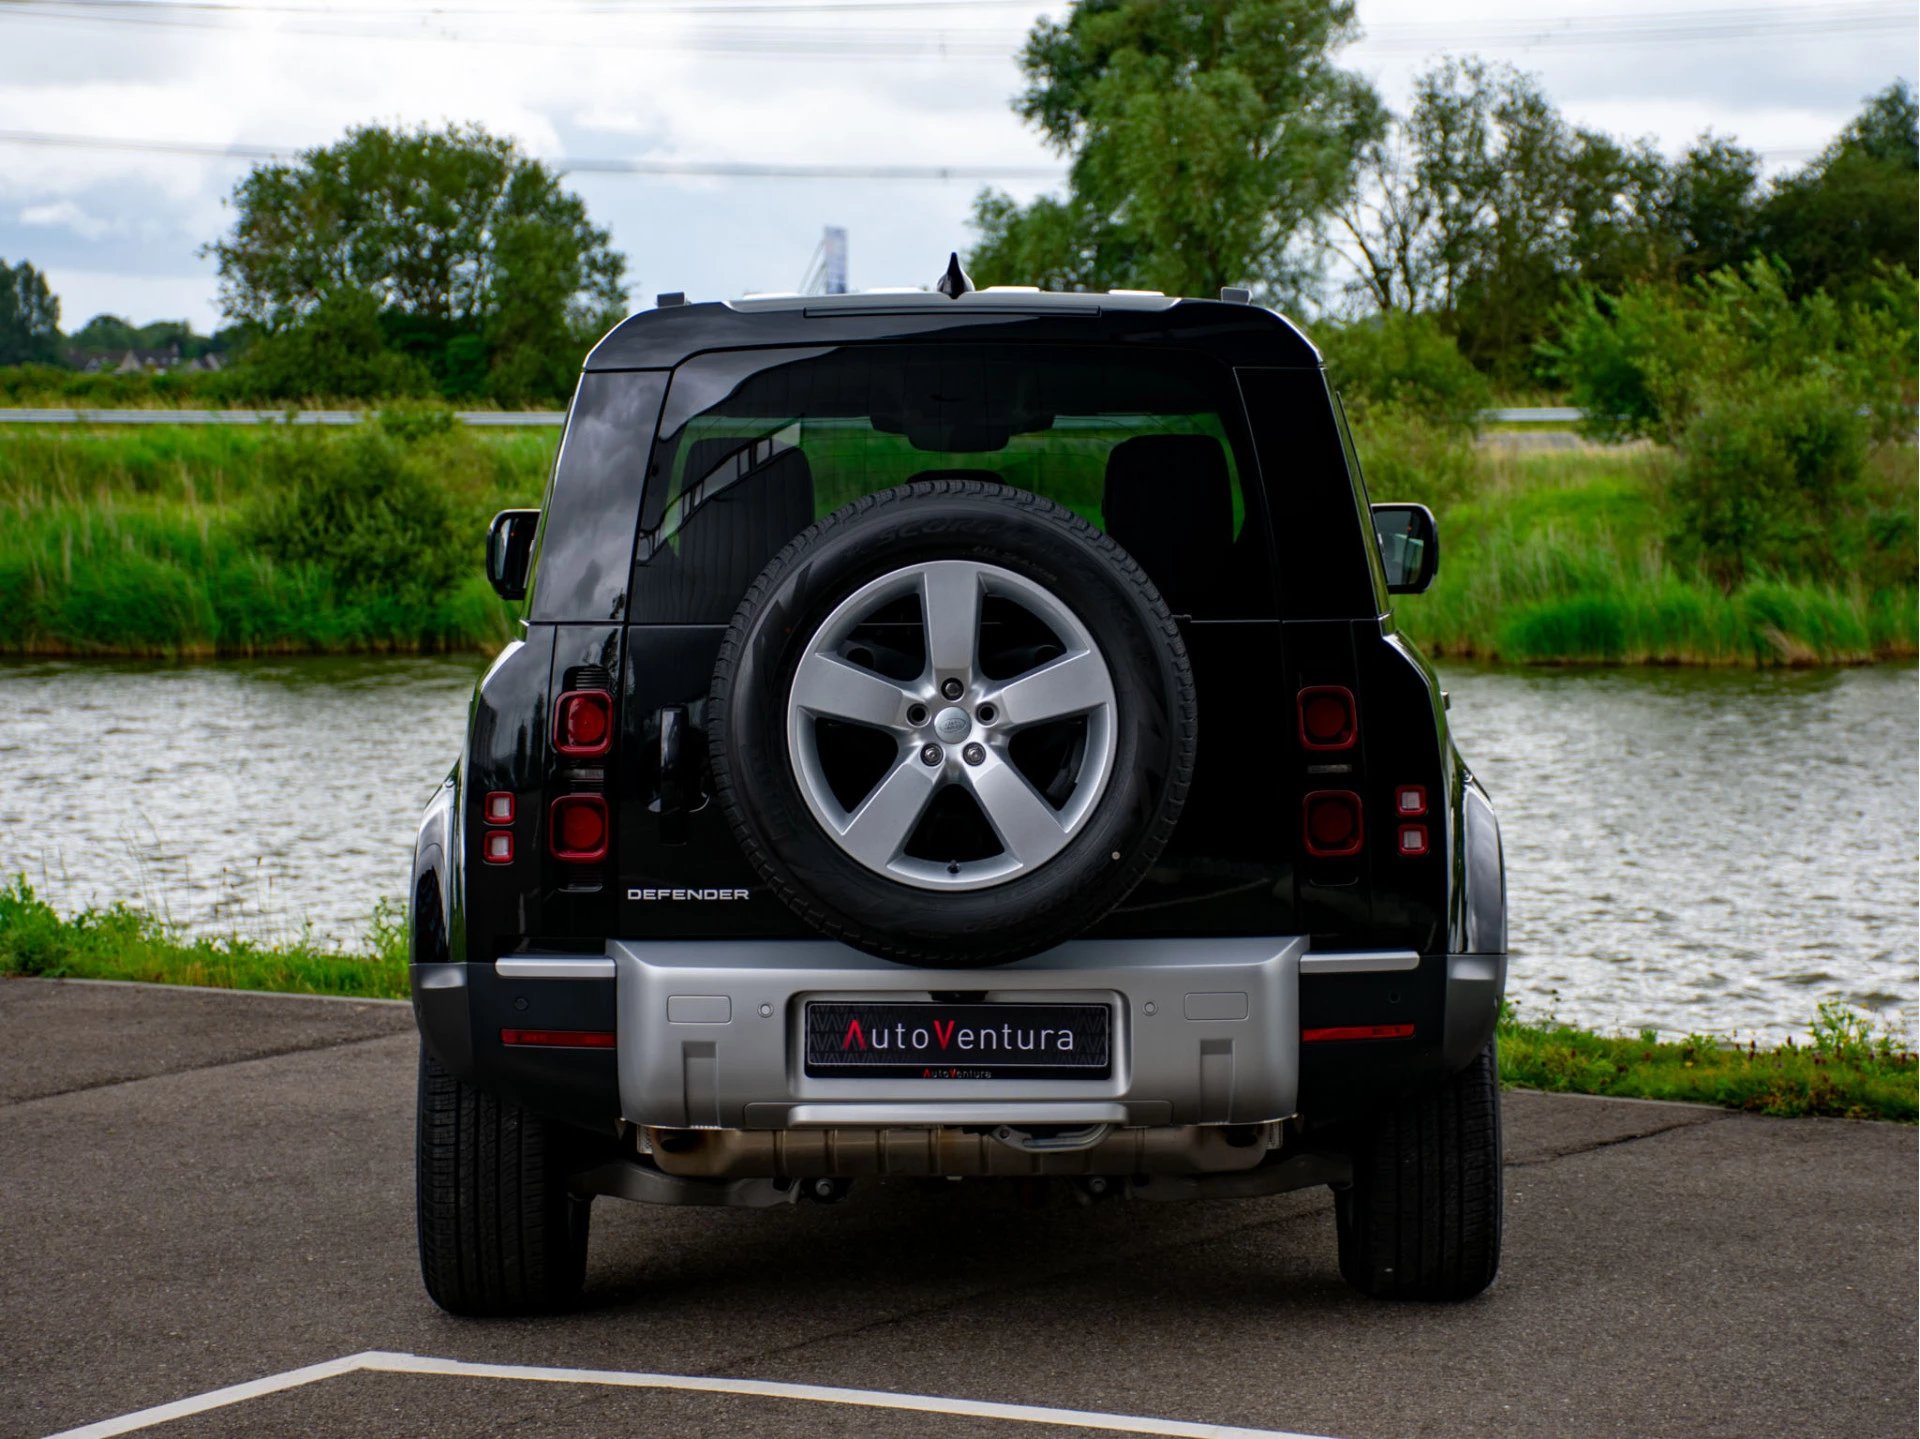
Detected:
[528,370,668,623]
[629,343,1273,624]
[1235,368,1378,620]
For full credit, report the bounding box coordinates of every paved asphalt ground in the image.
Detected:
[2,980,1913,1439]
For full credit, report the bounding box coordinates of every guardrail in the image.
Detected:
[0,406,1591,428]
[1481,406,1585,424]
[0,408,569,426]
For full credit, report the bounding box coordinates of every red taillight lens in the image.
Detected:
[481,830,514,864]
[1297,685,1357,751]
[549,793,609,862]
[484,790,515,825]
[553,690,613,757]
[500,1028,616,1049]
[1397,823,1428,857]
[1393,784,1426,817]
[1303,790,1364,857]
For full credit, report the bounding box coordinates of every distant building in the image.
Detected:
[67,345,210,374]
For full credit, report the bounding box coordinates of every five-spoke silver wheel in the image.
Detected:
[786,559,1118,890]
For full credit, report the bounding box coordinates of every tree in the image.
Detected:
[239,289,434,402]
[1755,82,1919,300]
[66,315,229,364]
[0,259,61,366]
[68,314,141,354]
[1332,58,1696,378]
[1659,135,1761,281]
[969,0,1384,303]
[207,123,627,401]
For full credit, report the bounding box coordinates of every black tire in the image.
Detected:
[415,1047,591,1316]
[709,480,1196,967]
[1334,1040,1503,1301]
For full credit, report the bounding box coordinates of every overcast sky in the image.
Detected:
[1,0,1913,334]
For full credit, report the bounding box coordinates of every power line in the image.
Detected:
[0,127,1835,175]
[0,0,1910,58]
[0,128,1067,179]
[1358,2,1915,53]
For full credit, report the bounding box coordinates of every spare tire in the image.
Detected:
[708,480,1196,967]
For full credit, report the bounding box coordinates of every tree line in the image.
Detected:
[1,1,1913,407]
[968,0,1917,386]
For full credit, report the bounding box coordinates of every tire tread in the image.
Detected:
[415,1047,589,1316]
[1337,1041,1502,1301]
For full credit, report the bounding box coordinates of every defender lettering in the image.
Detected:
[626,887,750,902]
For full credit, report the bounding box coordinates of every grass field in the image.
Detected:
[3,877,1909,1120]
[0,421,553,656]
[0,420,1912,662]
[0,877,408,999]
[1390,442,1917,665]
[1497,999,1916,1122]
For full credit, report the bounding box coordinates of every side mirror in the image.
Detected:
[486,509,540,601]
[1372,502,1439,594]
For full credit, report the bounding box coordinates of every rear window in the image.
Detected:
[629,343,1272,623]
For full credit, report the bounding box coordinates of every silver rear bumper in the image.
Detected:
[603,936,1309,1130]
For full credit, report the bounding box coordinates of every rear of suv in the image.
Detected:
[409,268,1508,1315]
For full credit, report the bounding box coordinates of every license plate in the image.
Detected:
[804,1001,1112,1080]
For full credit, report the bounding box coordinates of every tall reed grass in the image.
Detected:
[0,422,1911,662]
[0,422,553,655]
[1393,446,1918,665]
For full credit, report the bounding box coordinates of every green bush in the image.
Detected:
[1670,376,1871,587]
[245,419,465,605]
[1549,258,1917,444]
[1321,309,1491,428]
[234,289,435,403]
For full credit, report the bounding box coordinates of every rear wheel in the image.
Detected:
[1334,1040,1503,1301]
[415,1047,591,1316]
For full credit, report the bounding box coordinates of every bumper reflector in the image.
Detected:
[1302,1023,1415,1043]
[500,1028,616,1049]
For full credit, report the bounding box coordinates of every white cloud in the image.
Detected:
[20,200,111,241]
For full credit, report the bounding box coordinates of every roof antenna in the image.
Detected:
[934,251,975,298]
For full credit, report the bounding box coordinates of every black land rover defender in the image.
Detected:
[410,262,1507,1316]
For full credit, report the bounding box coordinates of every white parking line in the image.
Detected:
[45,1349,1336,1439]
[43,1353,371,1438]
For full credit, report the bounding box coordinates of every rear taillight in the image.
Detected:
[1302,790,1364,857]
[1297,685,1357,751]
[553,689,613,757]
[483,791,515,824]
[549,793,609,863]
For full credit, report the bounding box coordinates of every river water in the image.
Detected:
[1,655,1912,1041]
